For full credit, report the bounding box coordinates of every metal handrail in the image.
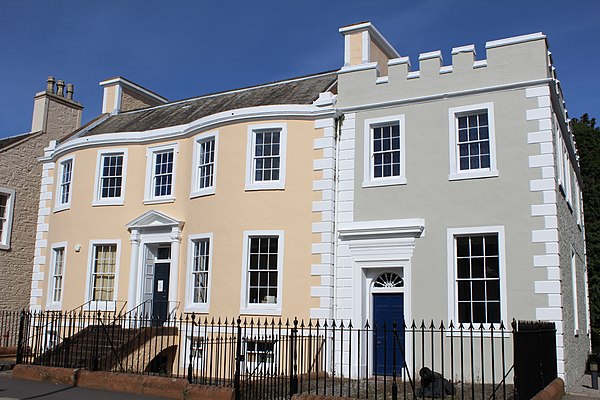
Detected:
[69,299,127,315]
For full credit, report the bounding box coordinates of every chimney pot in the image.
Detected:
[46,76,56,94]
[56,80,65,97]
[66,84,74,100]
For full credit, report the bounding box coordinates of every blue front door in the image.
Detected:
[373,293,405,375]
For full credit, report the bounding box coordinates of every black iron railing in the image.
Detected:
[5,309,518,400]
[0,310,21,348]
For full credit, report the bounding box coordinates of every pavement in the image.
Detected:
[566,374,600,399]
[0,370,170,400]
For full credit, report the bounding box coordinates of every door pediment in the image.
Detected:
[338,218,425,262]
[126,210,184,231]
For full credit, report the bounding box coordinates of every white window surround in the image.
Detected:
[190,131,218,198]
[447,226,507,331]
[362,115,406,187]
[46,242,67,310]
[92,149,128,207]
[185,233,213,313]
[84,239,121,311]
[240,230,284,315]
[575,181,582,226]
[571,248,579,336]
[0,187,15,250]
[245,123,287,191]
[54,156,74,212]
[448,103,498,181]
[562,149,572,207]
[144,143,179,204]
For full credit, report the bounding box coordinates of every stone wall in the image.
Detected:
[0,89,82,311]
[557,175,589,386]
[0,133,47,310]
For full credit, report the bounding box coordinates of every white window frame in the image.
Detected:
[145,143,178,204]
[562,148,572,206]
[554,113,565,189]
[448,103,498,181]
[186,335,206,370]
[92,149,128,206]
[185,233,213,313]
[55,156,74,212]
[571,248,579,336]
[190,131,218,198]
[245,123,287,191]
[244,338,278,373]
[362,115,406,187]
[240,230,284,315]
[84,239,121,311]
[447,226,507,330]
[0,187,15,250]
[47,242,67,310]
[575,180,582,226]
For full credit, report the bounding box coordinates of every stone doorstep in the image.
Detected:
[12,365,234,400]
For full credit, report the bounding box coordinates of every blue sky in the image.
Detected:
[1,0,598,138]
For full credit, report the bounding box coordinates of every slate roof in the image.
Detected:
[0,131,38,151]
[85,71,337,136]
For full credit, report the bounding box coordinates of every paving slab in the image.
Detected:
[566,374,600,399]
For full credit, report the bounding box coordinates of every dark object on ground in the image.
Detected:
[416,367,455,398]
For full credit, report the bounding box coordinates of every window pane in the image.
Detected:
[372,123,401,179]
[472,302,486,323]
[455,112,490,171]
[100,154,124,199]
[458,302,471,323]
[247,236,279,305]
[456,237,470,257]
[471,257,484,278]
[487,302,501,323]
[455,233,501,324]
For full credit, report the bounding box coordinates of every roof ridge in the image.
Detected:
[117,70,338,116]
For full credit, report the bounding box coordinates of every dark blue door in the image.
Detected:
[373,293,405,375]
[152,262,170,326]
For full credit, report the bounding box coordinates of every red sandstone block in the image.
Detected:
[531,377,565,400]
[77,370,145,395]
[141,375,188,399]
[13,364,76,385]
[292,394,354,400]
[0,346,17,356]
[184,384,235,400]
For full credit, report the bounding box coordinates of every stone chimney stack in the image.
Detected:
[100,77,167,114]
[31,76,84,136]
[339,22,400,76]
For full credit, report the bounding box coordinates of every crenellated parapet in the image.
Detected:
[337,23,557,109]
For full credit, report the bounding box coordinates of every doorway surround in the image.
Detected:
[126,210,184,314]
[337,218,424,376]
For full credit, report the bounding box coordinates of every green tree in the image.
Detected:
[572,113,600,348]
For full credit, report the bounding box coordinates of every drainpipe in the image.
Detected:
[332,113,344,319]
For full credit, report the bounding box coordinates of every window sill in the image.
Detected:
[84,301,116,312]
[245,182,285,191]
[240,306,282,316]
[46,303,62,311]
[362,177,407,188]
[449,169,499,181]
[443,321,510,337]
[143,197,175,205]
[53,204,71,213]
[184,305,210,314]
[0,243,10,250]
[92,199,124,207]
[190,188,216,199]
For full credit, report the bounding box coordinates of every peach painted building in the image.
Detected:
[31,74,338,323]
